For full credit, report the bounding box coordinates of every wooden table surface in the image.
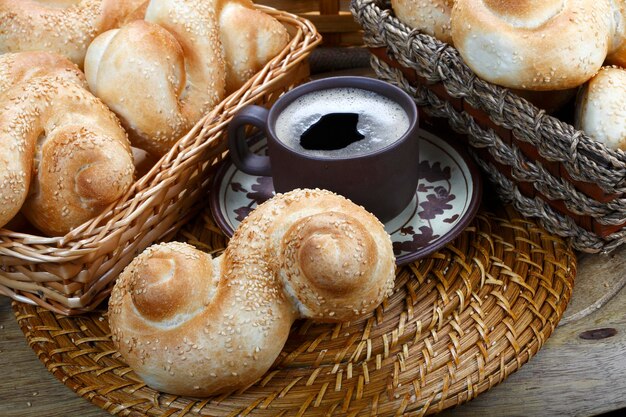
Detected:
[1,244,625,417]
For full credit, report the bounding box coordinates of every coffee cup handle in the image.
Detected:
[227,105,272,177]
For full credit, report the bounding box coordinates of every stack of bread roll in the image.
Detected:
[0,0,290,234]
[84,0,289,156]
[0,0,149,67]
[392,0,626,151]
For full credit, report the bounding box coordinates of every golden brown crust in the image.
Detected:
[273,199,396,321]
[451,0,613,90]
[85,19,207,156]
[481,0,561,20]
[84,0,289,156]
[0,51,134,235]
[0,0,148,67]
[109,189,396,396]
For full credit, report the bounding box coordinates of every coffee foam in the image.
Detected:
[274,88,410,158]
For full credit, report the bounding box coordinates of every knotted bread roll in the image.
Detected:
[0,51,134,235]
[85,0,289,156]
[576,66,626,151]
[109,189,396,396]
[391,0,456,44]
[0,0,148,67]
[451,0,614,90]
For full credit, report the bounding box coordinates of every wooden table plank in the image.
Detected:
[0,299,109,417]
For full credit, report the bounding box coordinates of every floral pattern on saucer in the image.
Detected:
[210,129,481,265]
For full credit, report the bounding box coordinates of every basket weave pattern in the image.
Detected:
[13,204,575,416]
[350,0,626,253]
[0,6,321,315]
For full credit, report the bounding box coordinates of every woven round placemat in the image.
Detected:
[12,204,575,416]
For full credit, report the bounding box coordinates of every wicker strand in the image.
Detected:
[371,56,626,222]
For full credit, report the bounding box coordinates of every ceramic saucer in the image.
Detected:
[209,129,482,266]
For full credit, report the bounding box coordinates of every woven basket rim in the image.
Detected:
[0,5,322,253]
[350,0,626,180]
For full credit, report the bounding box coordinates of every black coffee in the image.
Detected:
[274,87,410,159]
[299,112,364,151]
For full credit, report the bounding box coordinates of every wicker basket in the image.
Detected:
[0,5,321,315]
[351,0,626,254]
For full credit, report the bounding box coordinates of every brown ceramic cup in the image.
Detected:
[227,76,419,223]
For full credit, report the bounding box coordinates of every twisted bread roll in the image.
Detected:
[109,189,396,396]
[451,0,614,90]
[0,52,134,235]
[391,0,455,44]
[0,0,148,67]
[84,15,223,157]
[576,66,626,150]
[85,0,289,156]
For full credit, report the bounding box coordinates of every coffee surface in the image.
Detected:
[300,112,365,151]
[275,88,410,158]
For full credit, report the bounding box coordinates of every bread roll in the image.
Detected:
[0,51,134,235]
[451,0,614,90]
[576,66,626,151]
[0,0,148,67]
[85,0,289,156]
[391,0,455,44]
[85,16,223,157]
[219,0,290,92]
[607,0,626,67]
[108,189,396,396]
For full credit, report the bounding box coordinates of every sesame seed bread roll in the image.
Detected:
[84,0,289,157]
[0,0,148,68]
[0,51,134,236]
[219,0,290,92]
[576,66,626,151]
[108,189,396,396]
[451,0,614,90]
[391,0,456,44]
[85,0,226,157]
